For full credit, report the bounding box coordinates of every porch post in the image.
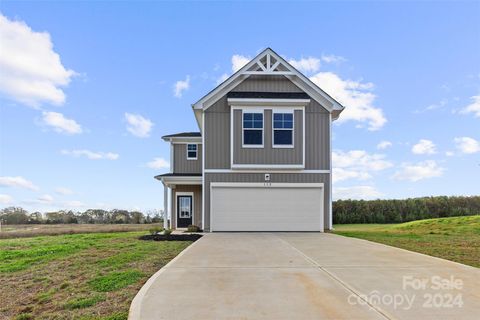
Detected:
[163,183,169,230]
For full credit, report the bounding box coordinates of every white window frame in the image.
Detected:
[272,111,294,148]
[186,143,198,160]
[241,110,264,148]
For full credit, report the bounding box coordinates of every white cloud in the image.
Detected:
[37,194,54,203]
[445,151,454,157]
[333,150,393,171]
[124,113,153,138]
[55,187,73,195]
[173,75,190,98]
[309,72,386,130]
[0,14,76,107]
[332,150,393,184]
[412,139,437,155]
[231,54,250,73]
[42,111,82,134]
[0,176,39,190]
[0,194,13,204]
[392,160,445,182]
[288,57,321,73]
[454,137,480,154]
[333,168,371,183]
[333,186,382,200]
[460,95,480,118]
[61,149,119,160]
[377,140,392,150]
[320,54,346,64]
[146,157,170,169]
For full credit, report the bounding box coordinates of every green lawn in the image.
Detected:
[333,215,480,268]
[0,231,192,320]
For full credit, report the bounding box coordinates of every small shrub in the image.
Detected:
[148,226,163,235]
[187,225,200,232]
[163,229,172,236]
[15,314,33,320]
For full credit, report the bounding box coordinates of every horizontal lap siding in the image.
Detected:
[173,144,203,173]
[233,109,303,165]
[204,173,330,232]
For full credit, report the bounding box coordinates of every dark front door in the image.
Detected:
[177,195,192,228]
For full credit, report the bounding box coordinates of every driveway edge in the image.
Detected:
[128,234,208,320]
[331,233,479,271]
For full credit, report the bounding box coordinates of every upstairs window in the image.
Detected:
[243,112,263,146]
[273,113,294,146]
[186,144,197,160]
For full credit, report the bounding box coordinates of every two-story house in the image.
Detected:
[156,48,344,232]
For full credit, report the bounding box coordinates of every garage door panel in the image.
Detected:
[211,185,323,232]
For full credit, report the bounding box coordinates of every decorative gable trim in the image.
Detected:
[192,48,345,116]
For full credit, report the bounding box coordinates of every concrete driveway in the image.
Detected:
[130,233,480,320]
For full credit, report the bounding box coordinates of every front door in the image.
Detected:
[177,195,192,228]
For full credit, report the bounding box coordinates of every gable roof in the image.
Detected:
[192,48,345,119]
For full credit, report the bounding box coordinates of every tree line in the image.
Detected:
[0,207,164,225]
[1,195,479,225]
[333,195,480,224]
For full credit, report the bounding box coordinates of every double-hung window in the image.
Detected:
[273,112,294,147]
[186,144,197,160]
[243,112,263,146]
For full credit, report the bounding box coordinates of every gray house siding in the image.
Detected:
[232,75,303,92]
[173,144,203,173]
[195,75,332,232]
[305,100,330,170]
[203,172,330,232]
[233,109,303,165]
[171,184,202,229]
[204,77,330,170]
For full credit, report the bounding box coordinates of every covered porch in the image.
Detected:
[155,173,202,230]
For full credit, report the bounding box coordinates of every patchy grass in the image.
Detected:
[0,224,162,239]
[0,231,191,319]
[334,215,480,268]
[88,270,144,292]
[64,294,106,310]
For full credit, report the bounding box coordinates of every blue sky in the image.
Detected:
[0,1,479,212]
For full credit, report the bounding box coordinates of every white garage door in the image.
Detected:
[211,183,324,232]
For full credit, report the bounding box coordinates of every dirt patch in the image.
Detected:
[139,234,203,241]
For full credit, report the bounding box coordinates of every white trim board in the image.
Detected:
[204,169,330,173]
[231,164,304,169]
[227,98,310,107]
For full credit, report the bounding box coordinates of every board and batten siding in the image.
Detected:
[205,96,230,169]
[204,81,331,169]
[171,184,202,229]
[204,172,330,232]
[232,75,303,92]
[173,143,203,173]
[233,109,303,165]
[305,100,330,170]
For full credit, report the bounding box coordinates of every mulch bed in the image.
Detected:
[139,234,203,241]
